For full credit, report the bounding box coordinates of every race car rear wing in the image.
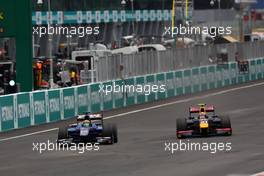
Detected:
[189,105,215,113]
[89,113,103,120]
[76,112,103,122]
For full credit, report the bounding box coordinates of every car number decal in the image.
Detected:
[80,127,89,136]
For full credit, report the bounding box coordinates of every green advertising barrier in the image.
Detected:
[0,95,15,131]
[76,85,89,115]
[156,73,166,100]
[146,75,156,102]
[262,58,264,78]
[136,76,146,104]
[250,60,257,81]
[102,81,114,111]
[124,78,136,106]
[90,83,102,113]
[1,57,264,133]
[47,90,61,122]
[237,64,250,84]
[166,72,175,98]
[256,58,263,80]
[215,66,224,88]
[222,64,231,86]
[113,80,125,108]
[199,67,208,91]
[244,68,250,83]
[229,63,240,84]
[175,71,183,95]
[183,69,192,94]
[32,91,47,125]
[191,68,200,93]
[16,93,31,128]
[62,88,75,119]
[32,10,174,25]
[208,66,216,89]
[236,62,246,84]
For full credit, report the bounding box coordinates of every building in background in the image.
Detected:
[32,0,263,57]
[32,0,173,57]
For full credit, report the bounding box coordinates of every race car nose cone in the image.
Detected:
[200,122,209,128]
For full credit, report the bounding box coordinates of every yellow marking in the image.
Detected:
[172,0,175,34]
[185,0,188,19]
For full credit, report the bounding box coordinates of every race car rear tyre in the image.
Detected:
[220,116,231,128]
[176,118,187,139]
[112,124,118,143]
[103,124,114,144]
[58,126,68,140]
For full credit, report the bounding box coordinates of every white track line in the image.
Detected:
[252,171,264,176]
[0,81,264,142]
[0,128,58,142]
[104,81,264,120]
[227,172,264,176]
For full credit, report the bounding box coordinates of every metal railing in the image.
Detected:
[96,41,264,82]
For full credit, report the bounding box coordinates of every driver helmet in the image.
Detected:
[82,120,91,127]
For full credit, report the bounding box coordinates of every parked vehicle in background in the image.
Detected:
[111,46,139,55]
[138,44,166,52]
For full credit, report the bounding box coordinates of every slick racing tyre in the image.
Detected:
[58,126,68,140]
[112,124,118,143]
[220,115,231,128]
[176,118,187,139]
[219,115,232,136]
[103,124,115,144]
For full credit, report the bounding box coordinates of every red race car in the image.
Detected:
[176,104,232,139]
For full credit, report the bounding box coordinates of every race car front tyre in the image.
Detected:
[176,118,187,131]
[58,126,68,140]
[220,115,232,136]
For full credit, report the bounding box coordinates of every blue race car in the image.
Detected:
[57,112,118,144]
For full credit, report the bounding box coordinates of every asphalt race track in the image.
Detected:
[0,81,264,176]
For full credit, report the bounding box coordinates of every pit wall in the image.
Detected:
[0,58,264,132]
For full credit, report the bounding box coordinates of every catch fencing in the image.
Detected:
[1,57,264,132]
[97,41,264,82]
